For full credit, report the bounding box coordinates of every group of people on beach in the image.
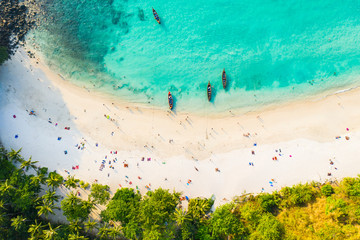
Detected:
[12,80,352,200]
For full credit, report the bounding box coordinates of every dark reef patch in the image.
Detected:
[138,8,145,21]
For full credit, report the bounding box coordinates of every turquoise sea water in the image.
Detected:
[27,0,360,113]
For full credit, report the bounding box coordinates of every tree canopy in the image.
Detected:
[209,203,247,240]
[61,192,93,222]
[89,183,110,205]
[251,213,284,240]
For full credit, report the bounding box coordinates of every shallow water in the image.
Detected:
[27,0,360,113]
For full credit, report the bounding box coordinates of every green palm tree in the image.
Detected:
[64,175,80,189]
[68,233,89,240]
[0,200,5,210]
[69,220,83,234]
[108,225,123,239]
[198,200,209,215]
[36,166,49,176]
[189,199,210,221]
[36,200,57,217]
[30,175,41,185]
[20,157,39,171]
[8,148,23,163]
[84,219,98,233]
[31,173,47,185]
[98,223,110,239]
[10,215,26,231]
[42,223,60,240]
[28,220,44,238]
[61,192,79,214]
[43,190,60,204]
[46,171,64,190]
[174,208,191,226]
[82,200,95,213]
[66,192,79,205]
[0,179,13,193]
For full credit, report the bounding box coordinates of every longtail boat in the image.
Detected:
[152,8,161,24]
[207,81,212,101]
[168,92,173,110]
[222,68,227,89]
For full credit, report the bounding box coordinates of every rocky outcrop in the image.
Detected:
[0,0,35,62]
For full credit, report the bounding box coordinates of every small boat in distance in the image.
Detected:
[222,69,227,89]
[207,81,212,101]
[168,92,173,110]
[152,8,161,24]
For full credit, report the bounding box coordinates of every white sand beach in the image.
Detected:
[1,48,360,206]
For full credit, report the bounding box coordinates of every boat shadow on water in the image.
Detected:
[159,20,168,31]
[224,73,233,92]
[170,94,177,113]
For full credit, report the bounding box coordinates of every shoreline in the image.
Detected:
[1,47,360,206]
[45,71,360,119]
[25,44,360,119]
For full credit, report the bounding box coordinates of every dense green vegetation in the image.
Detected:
[1,146,360,239]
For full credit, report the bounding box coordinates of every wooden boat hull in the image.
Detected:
[152,8,161,24]
[207,82,212,101]
[222,69,227,89]
[168,92,173,110]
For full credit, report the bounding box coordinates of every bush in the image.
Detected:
[195,225,213,240]
[341,176,360,197]
[316,224,346,240]
[257,193,280,213]
[251,213,284,240]
[280,184,316,207]
[239,201,264,231]
[326,197,348,223]
[90,183,110,205]
[210,203,247,239]
[321,184,334,197]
